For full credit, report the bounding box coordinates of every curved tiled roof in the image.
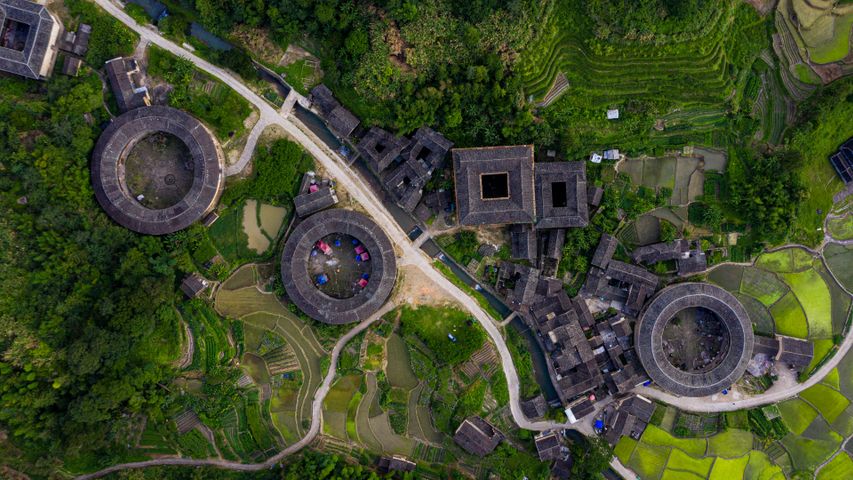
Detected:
[91,106,224,235]
[280,209,397,324]
[636,283,753,397]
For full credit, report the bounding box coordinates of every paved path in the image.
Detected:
[226,111,273,176]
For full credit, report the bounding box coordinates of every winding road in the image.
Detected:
[77,2,850,479]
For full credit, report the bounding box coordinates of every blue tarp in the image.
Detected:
[316,274,329,285]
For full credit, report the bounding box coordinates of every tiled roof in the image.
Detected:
[280,209,396,325]
[453,145,535,225]
[534,161,589,229]
[453,416,503,457]
[357,127,410,172]
[91,106,224,235]
[0,0,61,79]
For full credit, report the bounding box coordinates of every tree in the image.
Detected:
[570,435,613,479]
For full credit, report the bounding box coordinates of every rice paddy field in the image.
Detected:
[706,248,850,367]
[616,349,853,480]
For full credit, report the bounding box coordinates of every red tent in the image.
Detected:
[357,278,368,288]
[315,240,332,255]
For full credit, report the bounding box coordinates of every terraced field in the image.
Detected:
[519,0,769,153]
[214,286,325,444]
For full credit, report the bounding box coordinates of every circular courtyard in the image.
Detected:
[281,209,397,325]
[636,283,753,397]
[91,106,224,235]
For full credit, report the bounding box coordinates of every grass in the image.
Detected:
[665,448,714,478]
[707,429,753,458]
[769,291,809,338]
[432,261,503,321]
[708,455,750,480]
[782,269,833,338]
[817,451,853,480]
[147,45,253,140]
[827,215,853,241]
[641,425,707,457]
[398,305,486,366]
[800,384,850,424]
[176,429,215,458]
[277,59,317,95]
[778,398,820,435]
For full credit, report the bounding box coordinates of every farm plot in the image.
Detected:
[739,267,788,306]
[707,428,753,458]
[782,268,833,338]
[779,398,820,435]
[627,442,670,480]
[386,334,419,390]
[818,452,853,480]
[782,417,843,472]
[665,448,714,478]
[322,374,362,440]
[769,292,809,338]
[735,294,775,336]
[824,243,853,292]
[708,264,745,292]
[209,201,256,263]
[223,264,257,291]
[827,215,853,241]
[756,248,813,273]
[801,384,850,424]
[181,301,236,372]
[641,425,707,457]
[708,455,749,480]
[214,286,325,442]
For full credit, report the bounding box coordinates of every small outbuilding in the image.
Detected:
[607,109,619,120]
[180,273,209,298]
[377,455,416,474]
[453,416,504,457]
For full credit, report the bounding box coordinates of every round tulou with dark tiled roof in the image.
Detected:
[91,106,224,235]
[280,209,397,324]
[636,282,753,397]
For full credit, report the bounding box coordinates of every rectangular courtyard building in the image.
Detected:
[535,161,589,229]
[453,145,535,226]
[0,0,63,80]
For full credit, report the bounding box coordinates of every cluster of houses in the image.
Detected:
[452,416,572,478]
[310,85,457,223]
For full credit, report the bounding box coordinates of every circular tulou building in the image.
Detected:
[91,106,224,235]
[280,209,397,324]
[636,282,754,397]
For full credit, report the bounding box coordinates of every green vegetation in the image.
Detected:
[779,398,820,435]
[399,305,485,365]
[769,292,809,338]
[66,0,138,66]
[437,230,482,265]
[641,425,706,457]
[505,327,542,398]
[0,73,191,473]
[432,261,503,320]
[707,428,753,458]
[666,448,714,477]
[221,139,314,207]
[787,79,853,245]
[782,269,833,339]
[147,45,252,140]
[828,215,853,241]
[818,452,853,480]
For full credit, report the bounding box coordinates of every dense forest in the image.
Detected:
[0,74,183,468]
